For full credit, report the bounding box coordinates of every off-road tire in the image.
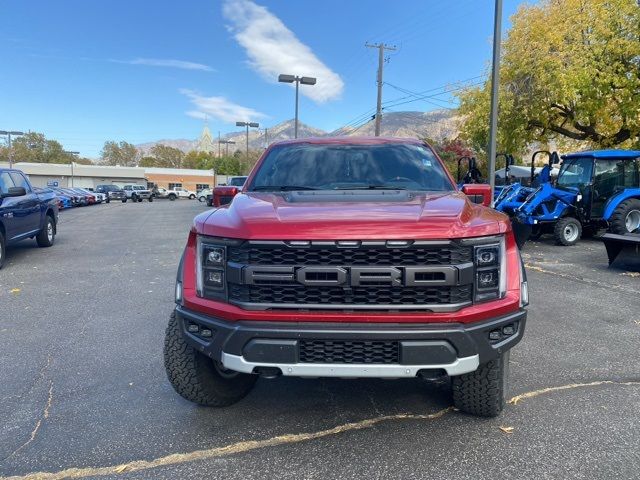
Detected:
[451,352,508,417]
[164,311,257,406]
[554,217,582,246]
[169,194,177,201]
[36,215,55,247]
[138,197,143,202]
[198,196,206,203]
[148,196,153,202]
[122,198,127,203]
[0,230,5,269]
[189,194,196,200]
[131,194,137,203]
[106,197,110,204]
[609,198,640,234]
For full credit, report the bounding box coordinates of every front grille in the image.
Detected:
[299,340,399,364]
[229,284,472,306]
[228,244,472,266]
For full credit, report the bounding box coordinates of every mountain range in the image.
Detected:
[136,110,460,154]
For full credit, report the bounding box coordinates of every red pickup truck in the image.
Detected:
[164,137,528,417]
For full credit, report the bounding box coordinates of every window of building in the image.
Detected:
[196,184,210,191]
[168,183,182,190]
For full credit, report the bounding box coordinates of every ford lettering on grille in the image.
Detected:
[243,265,459,287]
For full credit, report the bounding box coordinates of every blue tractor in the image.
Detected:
[494,150,560,213]
[511,150,640,246]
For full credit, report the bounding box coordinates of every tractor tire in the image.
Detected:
[452,352,508,418]
[609,198,640,234]
[554,217,582,246]
[164,311,257,406]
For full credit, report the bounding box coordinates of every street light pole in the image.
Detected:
[487,0,503,203]
[278,74,317,138]
[64,151,80,187]
[0,130,25,169]
[235,121,259,173]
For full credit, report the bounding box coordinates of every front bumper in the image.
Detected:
[175,305,526,378]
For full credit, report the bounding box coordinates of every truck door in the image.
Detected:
[0,172,18,239]
[9,172,41,234]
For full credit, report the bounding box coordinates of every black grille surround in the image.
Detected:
[222,240,477,312]
[299,340,399,364]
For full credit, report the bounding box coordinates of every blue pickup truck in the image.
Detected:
[0,169,59,269]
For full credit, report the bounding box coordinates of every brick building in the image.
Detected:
[144,167,217,192]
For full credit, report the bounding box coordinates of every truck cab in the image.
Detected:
[0,169,59,269]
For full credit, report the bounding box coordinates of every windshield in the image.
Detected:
[248,143,453,192]
[229,177,247,187]
[557,157,593,188]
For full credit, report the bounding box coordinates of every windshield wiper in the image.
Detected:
[252,185,318,191]
[333,185,408,190]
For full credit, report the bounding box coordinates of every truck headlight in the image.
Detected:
[197,237,226,298]
[473,237,506,302]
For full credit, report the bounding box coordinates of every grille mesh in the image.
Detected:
[228,244,472,266]
[299,340,399,364]
[229,284,472,306]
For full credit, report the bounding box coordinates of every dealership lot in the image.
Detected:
[1,201,639,480]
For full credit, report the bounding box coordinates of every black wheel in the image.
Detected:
[554,217,582,246]
[0,230,5,269]
[148,196,154,202]
[529,225,543,241]
[169,194,177,201]
[198,196,205,203]
[138,197,143,202]
[189,194,196,200]
[452,352,508,417]
[106,197,110,204]
[122,198,127,203]
[36,215,55,248]
[131,194,137,203]
[206,199,213,207]
[164,311,257,406]
[609,198,640,234]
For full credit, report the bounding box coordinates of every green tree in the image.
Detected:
[457,0,640,154]
[149,144,185,168]
[138,156,159,167]
[1,132,78,164]
[183,150,216,170]
[101,141,140,166]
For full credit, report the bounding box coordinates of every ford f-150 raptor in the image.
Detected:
[164,137,528,417]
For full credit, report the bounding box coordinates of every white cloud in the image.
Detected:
[117,58,213,71]
[222,0,344,103]
[180,89,266,123]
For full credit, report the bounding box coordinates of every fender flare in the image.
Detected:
[602,189,640,221]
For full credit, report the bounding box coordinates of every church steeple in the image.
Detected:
[197,117,215,153]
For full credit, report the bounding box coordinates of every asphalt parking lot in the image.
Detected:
[1,200,639,480]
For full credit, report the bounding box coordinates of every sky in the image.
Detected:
[0,0,526,158]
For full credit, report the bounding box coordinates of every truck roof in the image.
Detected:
[563,150,640,159]
[268,136,424,147]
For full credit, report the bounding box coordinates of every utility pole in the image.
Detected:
[487,0,503,203]
[264,128,268,149]
[365,43,396,136]
[218,131,221,158]
[0,130,25,168]
[64,151,80,187]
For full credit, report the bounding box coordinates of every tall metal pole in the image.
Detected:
[294,80,299,139]
[487,0,503,203]
[8,133,13,169]
[245,124,249,171]
[366,43,396,136]
[218,131,221,158]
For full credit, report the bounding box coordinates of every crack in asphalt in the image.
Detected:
[524,262,638,293]
[3,381,54,462]
[3,380,639,480]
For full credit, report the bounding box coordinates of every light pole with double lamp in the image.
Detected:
[277,74,316,139]
[235,121,259,172]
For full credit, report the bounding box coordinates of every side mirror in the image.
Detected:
[461,184,491,207]
[550,152,560,165]
[1,187,27,198]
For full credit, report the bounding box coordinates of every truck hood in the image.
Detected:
[195,191,509,240]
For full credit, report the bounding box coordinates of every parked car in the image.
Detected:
[95,184,126,203]
[166,187,197,201]
[197,189,212,202]
[77,188,105,203]
[152,187,169,199]
[71,188,96,205]
[211,176,247,206]
[49,188,74,209]
[164,137,529,418]
[0,169,59,269]
[123,184,153,202]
